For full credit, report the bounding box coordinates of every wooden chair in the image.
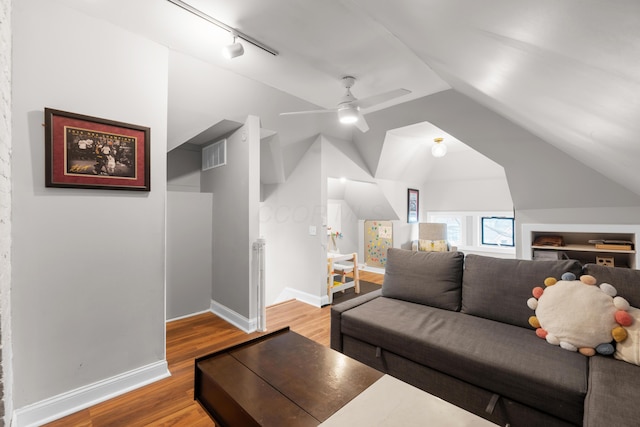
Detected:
[327,252,360,303]
[332,263,354,283]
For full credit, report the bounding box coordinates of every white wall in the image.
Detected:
[0,0,12,421]
[167,145,201,192]
[11,0,168,419]
[424,178,513,212]
[166,192,213,320]
[422,146,513,212]
[201,117,261,329]
[261,136,325,306]
[517,207,640,227]
[327,199,359,255]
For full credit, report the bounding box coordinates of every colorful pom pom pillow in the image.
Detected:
[615,306,640,365]
[527,272,633,356]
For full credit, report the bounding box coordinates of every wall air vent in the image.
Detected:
[202,139,227,171]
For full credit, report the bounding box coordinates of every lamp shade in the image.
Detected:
[338,105,359,124]
[222,42,244,59]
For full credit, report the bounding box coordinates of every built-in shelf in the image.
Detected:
[531,244,636,254]
[522,224,640,269]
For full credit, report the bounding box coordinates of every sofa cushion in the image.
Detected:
[583,264,640,308]
[341,297,588,425]
[461,255,583,328]
[584,354,640,427]
[381,248,464,311]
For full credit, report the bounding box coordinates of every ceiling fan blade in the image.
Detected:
[354,88,411,110]
[280,109,336,116]
[354,113,369,133]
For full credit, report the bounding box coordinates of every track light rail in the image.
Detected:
[166,0,279,56]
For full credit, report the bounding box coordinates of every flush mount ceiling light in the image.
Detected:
[432,137,447,158]
[167,0,278,58]
[222,35,244,59]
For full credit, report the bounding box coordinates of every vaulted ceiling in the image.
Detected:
[62,0,640,202]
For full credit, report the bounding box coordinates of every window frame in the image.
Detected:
[480,216,515,247]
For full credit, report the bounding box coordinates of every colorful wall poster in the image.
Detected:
[364,220,393,268]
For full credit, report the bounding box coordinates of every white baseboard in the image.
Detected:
[166,308,212,323]
[361,265,385,274]
[274,287,327,307]
[210,300,256,333]
[12,360,170,427]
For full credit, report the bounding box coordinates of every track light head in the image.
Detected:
[222,40,244,59]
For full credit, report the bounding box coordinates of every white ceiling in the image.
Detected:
[61,0,640,197]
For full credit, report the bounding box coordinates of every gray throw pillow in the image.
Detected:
[461,254,583,328]
[583,264,640,309]
[381,248,464,311]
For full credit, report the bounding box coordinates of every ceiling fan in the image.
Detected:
[280,76,410,133]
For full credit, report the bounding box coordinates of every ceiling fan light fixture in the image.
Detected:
[279,76,409,133]
[222,37,244,59]
[432,137,447,158]
[338,105,359,124]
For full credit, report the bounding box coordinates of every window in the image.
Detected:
[427,211,516,255]
[427,214,465,247]
[481,217,515,247]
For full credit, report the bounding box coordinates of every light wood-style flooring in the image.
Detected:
[44,270,383,426]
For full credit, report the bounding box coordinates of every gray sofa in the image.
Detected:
[331,249,640,427]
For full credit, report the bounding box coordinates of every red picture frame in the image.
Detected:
[44,108,150,191]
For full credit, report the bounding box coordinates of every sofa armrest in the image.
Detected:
[584,355,640,427]
[330,289,382,352]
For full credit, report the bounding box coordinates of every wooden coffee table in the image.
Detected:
[194,327,383,426]
[195,327,496,426]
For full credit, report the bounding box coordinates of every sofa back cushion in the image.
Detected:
[461,254,583,328]
[583,264,640,308]
[381,248,464,310]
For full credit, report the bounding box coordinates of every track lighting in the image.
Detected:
[222,37,244,59]
[167,0,278,57]
[432,137,447,158]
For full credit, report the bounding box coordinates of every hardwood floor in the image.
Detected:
[44,271,384,426]
[353,269,384,285]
